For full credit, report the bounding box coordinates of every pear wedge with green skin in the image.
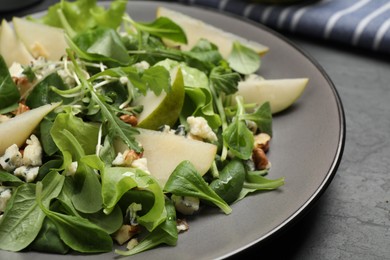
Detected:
[135,68,185,130]
[115,129,217,186]
[0,103,60,155]
[12,17,67,61]
[156,7,269,58]
[0,19,34,67]
[236,76,309,114]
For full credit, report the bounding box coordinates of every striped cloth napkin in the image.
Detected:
[176,0,390,55]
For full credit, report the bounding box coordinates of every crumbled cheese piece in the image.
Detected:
[0,187,12,213]
[133,61,150,71]
[64,161,78,176]
[119,76,128,85]
[22,135,42,166]
[112,150,140,167]
[187,116,217,142]
[8,62,24,77]
[0,144,23,171]
[14,166,39,183]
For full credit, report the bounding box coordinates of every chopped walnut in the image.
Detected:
[12,103,30,116]
[113,224,141,245]
[120,114,138,126]
[12,76,33,96]
[253,133,271,152]
[176,218,189,233]
[112,149,142,167]
[252,147,271,170]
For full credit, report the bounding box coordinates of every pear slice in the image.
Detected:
[12,17,67,61]
[116,129,217,186]
[236,76,309,114]
[0,103,60,155]
[134,68,185,130]
[0,20,35,67]
[156,7,269,58]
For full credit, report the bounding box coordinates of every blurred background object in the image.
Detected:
[0,0,43,12]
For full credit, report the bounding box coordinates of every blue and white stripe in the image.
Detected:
[178,0,390,55]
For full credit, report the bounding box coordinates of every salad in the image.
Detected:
[0,0,302,256]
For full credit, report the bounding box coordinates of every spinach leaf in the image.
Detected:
[116,198,177,256]
[223,119,254,160]
[227,41,261,75]
[102,167,166,231]
[39,118,58,156]
[51,109,99,156]
[164,161,232,214]
[183,87,221,129]
[71,27,131,65]
[80,205,123,234]
[25,72,71,109]
[29,218,70,254]
[126,16,187,44]
[35,182,113,253]
[0,171,64,251]
[101,166,138,214]
[51,114,103,214]
[0,170,24,186]
[0,56,20,111]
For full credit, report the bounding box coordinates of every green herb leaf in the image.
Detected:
[0,171,64,251]
[0,55,20,111]
[164,161,232,214]
[129,16,187,44]
[33,0,126,33]
[210,66,241,95]
[115,198,177,256]
[241,101,273,136]
[35,182,113,253]
[228,41,260,75]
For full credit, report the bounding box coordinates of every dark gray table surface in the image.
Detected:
[1,1,389,259]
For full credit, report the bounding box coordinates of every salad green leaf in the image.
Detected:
[0,171,64,251]
[164,161,232,214]
[0,56,20,113]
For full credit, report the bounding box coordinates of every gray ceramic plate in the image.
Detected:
[3,1,345,259]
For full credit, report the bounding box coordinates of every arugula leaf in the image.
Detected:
[142,65,171,95]
[228,41,261,75]
[0,55,20,112]
[164,161,232,214]
[67,50,142,153]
